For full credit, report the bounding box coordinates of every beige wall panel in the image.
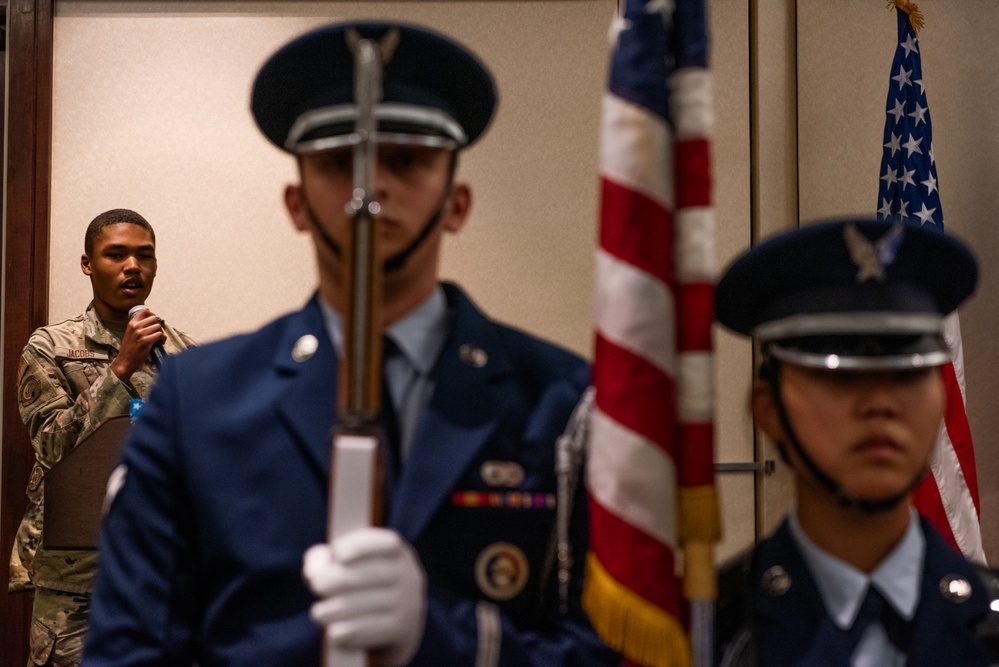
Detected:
[751,1,798,537]
[798,0,999,564]
[711,0,755,563]
[50,0,756,563]
[51,0,616,353]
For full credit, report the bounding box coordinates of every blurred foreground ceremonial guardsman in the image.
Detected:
[10,208,195,666]
[713,218,999,666]
[83,21,617,667]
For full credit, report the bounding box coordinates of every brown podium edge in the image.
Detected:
[43,415,131,550]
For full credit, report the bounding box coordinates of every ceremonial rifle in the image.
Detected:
[324,32,390,667]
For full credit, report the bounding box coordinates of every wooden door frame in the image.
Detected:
[1,1,53,666]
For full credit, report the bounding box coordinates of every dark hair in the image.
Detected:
[84,209,156,256]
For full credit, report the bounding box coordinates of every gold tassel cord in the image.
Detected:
[678,484,722,544]
[887,0,924,36]
[683,541,716,601]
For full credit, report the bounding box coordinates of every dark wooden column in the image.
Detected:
[1,1,53,666]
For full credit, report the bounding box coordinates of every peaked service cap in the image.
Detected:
[251,21,497,154]
[714,218,978,370]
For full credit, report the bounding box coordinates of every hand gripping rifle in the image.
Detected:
[324,29,397,667]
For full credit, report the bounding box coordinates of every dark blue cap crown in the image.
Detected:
[251,21,497,154]
[715,218,978,369]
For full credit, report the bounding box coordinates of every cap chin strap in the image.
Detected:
[764,358,927,514]
[300,186,450,275]
[383,193,449,273]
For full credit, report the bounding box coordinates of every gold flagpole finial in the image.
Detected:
[887,0,924,36]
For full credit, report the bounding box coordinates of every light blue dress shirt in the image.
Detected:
[789,508,924,667]
[320,286,450,461]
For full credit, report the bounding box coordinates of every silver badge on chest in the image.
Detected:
[481,460,525,488]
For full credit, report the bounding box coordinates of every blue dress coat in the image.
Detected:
[716,516,999,666]
[83,284,617,666]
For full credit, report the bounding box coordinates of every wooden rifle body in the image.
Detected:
[324,36,385,667]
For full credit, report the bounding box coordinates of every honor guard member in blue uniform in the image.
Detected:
[83,21,617,667]
[713,218,999,667]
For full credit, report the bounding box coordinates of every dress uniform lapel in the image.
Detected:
[389,286,512,543]
[753,520,843,666]
[906,517,993,667]
[274,297,339,484]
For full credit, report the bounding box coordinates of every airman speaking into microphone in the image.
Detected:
[10,208,195,666]
[83,21,617,666]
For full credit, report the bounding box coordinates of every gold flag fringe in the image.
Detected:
[887,0,924,36]
[583,555,692,667]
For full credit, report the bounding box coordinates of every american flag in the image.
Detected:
[876,1,985,562]
[583,0,719,665]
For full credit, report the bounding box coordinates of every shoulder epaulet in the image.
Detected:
[973,563,999,657]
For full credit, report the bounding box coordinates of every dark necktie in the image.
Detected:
[845,585,913,658]
[380,335,403,477]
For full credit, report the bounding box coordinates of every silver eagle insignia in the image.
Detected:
[843,221,905,283]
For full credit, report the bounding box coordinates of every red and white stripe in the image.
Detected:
[914,314,985,562]
[588,58,716,637]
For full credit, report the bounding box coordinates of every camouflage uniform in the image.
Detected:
[10,302,195,666]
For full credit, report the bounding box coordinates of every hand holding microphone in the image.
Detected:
[127,305,167,370]
[110,305,167,382]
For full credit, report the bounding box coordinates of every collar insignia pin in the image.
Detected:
[761,565,792,597]
[940,574,973,603]
[459,344,488,368]
[292,334,319,363]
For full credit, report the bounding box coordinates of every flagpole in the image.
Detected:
[689,602,713,667]
[687,541,715,667]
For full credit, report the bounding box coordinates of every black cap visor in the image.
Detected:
[767,331,950,370]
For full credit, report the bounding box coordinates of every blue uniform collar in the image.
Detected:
[789,508,923,628]
[317,285,448,374]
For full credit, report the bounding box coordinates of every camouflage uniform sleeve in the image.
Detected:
[162,322,197,355]
[17,331,135,468]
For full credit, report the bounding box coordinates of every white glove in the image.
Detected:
[303,527,427,667]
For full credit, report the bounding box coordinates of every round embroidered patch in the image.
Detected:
[474,542,529,601]
[19,377,41,407]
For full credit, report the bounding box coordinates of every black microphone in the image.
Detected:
[127,305,166,370]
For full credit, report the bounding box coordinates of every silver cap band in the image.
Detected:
[285,102,467,152]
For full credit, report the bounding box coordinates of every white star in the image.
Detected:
[881,166,899,187]
[646,0,675,21]
[908,102,928,126]
[897,199,910,217]
[916,78,925,94]
[898,168,916,189]
[929,143,936,165]
[888,99,906,123]
[884,132,902,156]
[914,202,937,225]
[878,197,894,218]
[921,172,938,195]
[892,67,912,89]
[900,34,919,57]
[608,15,632,44]
[902,135,923,156]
